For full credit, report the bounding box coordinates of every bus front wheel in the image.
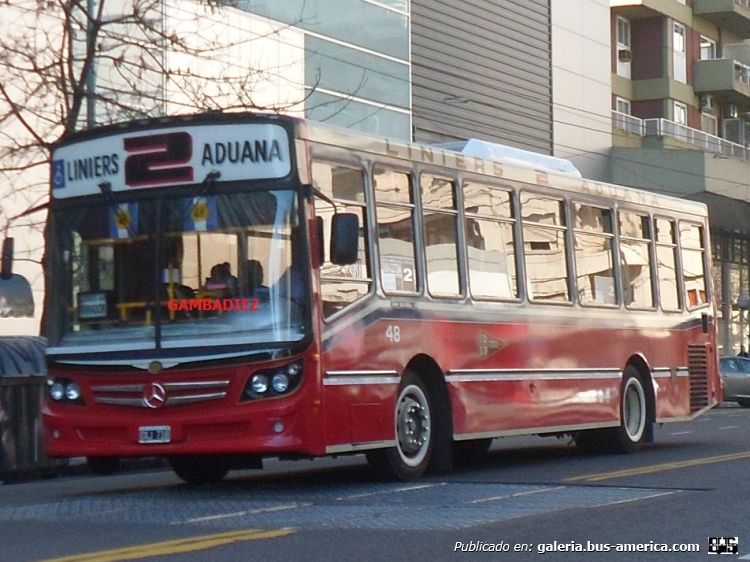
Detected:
[366,371,435,481]
[169,455,229,485]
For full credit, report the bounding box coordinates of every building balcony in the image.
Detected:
[694,58,750,111]
[693,0,750,40]
[612,110,750,159]
[610,0,691,21]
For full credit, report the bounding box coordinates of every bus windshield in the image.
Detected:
[46,189,307,353]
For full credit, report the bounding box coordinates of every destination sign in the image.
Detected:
[51,123,291,199]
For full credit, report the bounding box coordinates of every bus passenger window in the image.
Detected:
[655,218,681,311]
[618,211,654,309]
[680,222,708,308]
[521,192,570,302]
[374,169,418,294]
[421,174,460,297]
[463,182,518,299]
[573,204,616,305]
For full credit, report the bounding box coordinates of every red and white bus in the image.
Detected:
[42,112,720,484]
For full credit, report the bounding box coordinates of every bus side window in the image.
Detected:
[421,174,460,297]
[374,169,418,294]
[520,192,570,303]
[680,222,708,308]
[618,211,655,309]
[463,181,518,300]
[655,218,681,311]
[573,203,616,306]
[312,162,371,319]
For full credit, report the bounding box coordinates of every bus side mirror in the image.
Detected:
[330,213,359,265]
[1,237,13,279]
[315,216,325,266]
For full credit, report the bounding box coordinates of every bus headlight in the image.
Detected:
[47,378,85,405]
[251,374,269,394]
[272,373,290,393]
[65,382,82,401]
[50,382,65,401]
[242,361,303,401]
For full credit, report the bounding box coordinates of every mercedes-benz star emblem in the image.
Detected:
[143,383,167,409]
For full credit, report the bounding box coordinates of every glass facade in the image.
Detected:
[233,0,411,139]
[713,232,750,356]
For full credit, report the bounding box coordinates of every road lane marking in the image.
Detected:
[592,490,674,507]
[37,528,295,562]
[182,503,311,524]
[720,426,740,430]
[669,431,692,435]
[470,486,565,504]
[566,450,750,482]
[336,482,444,500]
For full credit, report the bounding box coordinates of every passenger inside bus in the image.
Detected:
[244,259,269,299]
[205,262,238,294]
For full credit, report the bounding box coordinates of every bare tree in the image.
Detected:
[0,0,315,327]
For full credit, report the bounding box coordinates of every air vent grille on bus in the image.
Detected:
[687,344,709,413]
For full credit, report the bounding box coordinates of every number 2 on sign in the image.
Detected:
[386,325,401,343]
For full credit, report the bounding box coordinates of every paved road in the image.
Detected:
[1,405,749,561]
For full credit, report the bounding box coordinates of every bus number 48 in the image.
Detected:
[386,325,401,342]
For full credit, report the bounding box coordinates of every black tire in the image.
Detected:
[87,456,120,476]
[737,399,750,408]
[611,368,649,453]
[576,367,650,454]
[366,371,436,481]
[169,455,230,485]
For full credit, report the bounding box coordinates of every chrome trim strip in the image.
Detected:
[324,377,401,386]
[445,370,621,383]
[653,367,690,378]
[94,397,145,407]
[326,440,396,454]
[91,384,146,392]
[163,381,229,389]
[453,420,620,441]
[167,392,226,405]
[448,367,621,374]
[326,370,399,377]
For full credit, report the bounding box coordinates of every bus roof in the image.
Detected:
[298,118,708,218]
[434,139,582,178]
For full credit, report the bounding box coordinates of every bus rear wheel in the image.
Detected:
[611,369,648,453]
[575,368,649,454]
[169,455,229,485]
[366,371,435,481]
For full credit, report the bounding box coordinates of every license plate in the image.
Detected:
[139,425,171,444]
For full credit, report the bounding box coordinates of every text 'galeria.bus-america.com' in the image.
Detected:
[39,112,720,484]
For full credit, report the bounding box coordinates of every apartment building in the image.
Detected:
[610,0,750,352]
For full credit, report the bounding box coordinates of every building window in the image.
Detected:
[617,17,631,48]
[673,22,687,83]
[616,17,632,79]
[673,101,688,125]
[616,97,632,115]
[700,36,717,60]
[702,113,718,137]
